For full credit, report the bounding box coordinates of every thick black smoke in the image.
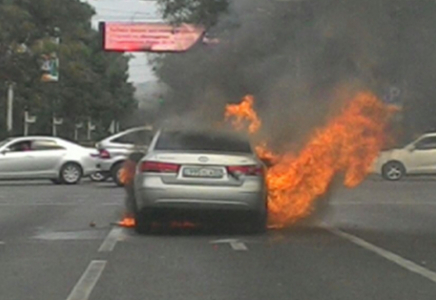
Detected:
[155,0,436,147]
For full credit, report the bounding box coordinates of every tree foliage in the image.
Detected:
[154,0,436,141]
[157,0,228,27]
[0,0,136,141]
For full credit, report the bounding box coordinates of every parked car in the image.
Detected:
[373,132,436,181]
[0,136,100,184]
[133,128,268,233]
[95,126,153,186]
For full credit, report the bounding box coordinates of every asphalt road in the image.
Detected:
[1,177,436,299]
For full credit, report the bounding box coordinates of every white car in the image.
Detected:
[0,136,100,184]
[373,132,436,181]
[95,126,153,186]
[133,129,267,233]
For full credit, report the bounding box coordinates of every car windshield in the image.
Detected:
[155,131,252,153]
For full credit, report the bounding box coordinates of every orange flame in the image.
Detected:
[119,160,137,185]
[225,95,261,134]
[117,217,136,227]
[255,142,280,165]
[225,91,396,227]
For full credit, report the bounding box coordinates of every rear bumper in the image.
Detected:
[134,177,267,213]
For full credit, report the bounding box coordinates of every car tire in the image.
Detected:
[51,179,62,185]
[111,162,125,187]
[134,209,153,235]
[60,163,83,185]
[382,161,405,181]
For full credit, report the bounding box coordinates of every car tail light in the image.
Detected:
[140,161,180,173]
[227,165,263,176]
[99,149,111,159]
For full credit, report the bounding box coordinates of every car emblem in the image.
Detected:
[199,156,209,163]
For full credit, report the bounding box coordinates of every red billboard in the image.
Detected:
[101,22,206,53]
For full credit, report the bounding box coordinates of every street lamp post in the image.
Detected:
[5,81,15,135]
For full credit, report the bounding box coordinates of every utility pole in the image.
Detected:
[6,82,15,134]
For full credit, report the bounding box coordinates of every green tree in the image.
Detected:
[157,0,228,27]
[0,0,136,141]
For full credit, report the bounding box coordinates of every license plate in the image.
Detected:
[182,167,224,178]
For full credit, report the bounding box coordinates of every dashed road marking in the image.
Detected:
[66,260,106,300]
[329,227,436,284]
[331,201,436,206]
[33,230,104,241]
[210,239,249,251]
[0,202,120,206]
[230,241,248,251]
[98,227,124,252]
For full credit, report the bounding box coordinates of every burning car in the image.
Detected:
[131,128,268,234]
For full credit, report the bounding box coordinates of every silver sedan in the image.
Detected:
[0,136,100,184]
[133,129,268,233]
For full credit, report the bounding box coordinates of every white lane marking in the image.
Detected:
[0,202,120,206]
[331,202,436,206]
[230,241,248,251]
[66,260,106,300]
[210,239,248,251]
[329,227,436,284]
[98,227,124,252]
[33,230,104,241]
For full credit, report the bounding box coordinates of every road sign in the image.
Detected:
[383,86,401,104]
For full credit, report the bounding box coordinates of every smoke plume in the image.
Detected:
[155,0,436,146]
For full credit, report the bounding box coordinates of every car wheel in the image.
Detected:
[51,179,62,185]
[382,161,405,181]
[60,163,83,185]
[111,162,125,187]
[134,209,153,235]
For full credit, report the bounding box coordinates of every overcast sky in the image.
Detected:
[84,0,161,84]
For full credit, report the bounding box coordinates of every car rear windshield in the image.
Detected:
[155,132,252,153]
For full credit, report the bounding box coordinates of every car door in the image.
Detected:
[407,136,436,174]
[0,140,35,179]
[27,139,67,177]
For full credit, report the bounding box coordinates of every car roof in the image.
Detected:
[7,136,63,142]
[100,126,153,141]
[420,133,436,138]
